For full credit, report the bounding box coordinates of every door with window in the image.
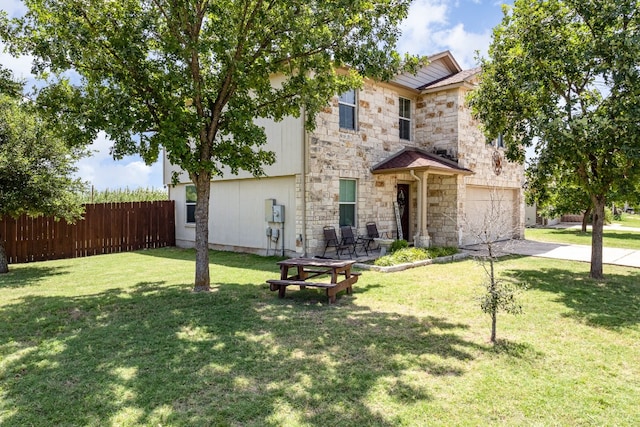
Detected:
[397,184,410,240]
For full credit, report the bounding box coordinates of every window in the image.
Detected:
[399,97,411,140]
[490,133,505,148]
[339,90,357,130]
[186,185,196,224]
[339,179,357,226]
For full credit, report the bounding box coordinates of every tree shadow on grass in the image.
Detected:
[0,265,69,289]
[0,281,482,426]
[502,267,640,329]
[134,247,285,274]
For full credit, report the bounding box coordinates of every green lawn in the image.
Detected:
[1,249,639,426]
[616,213,640,228]
[526,227,640,249]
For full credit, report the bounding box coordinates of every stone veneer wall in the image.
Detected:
[303,80,420,255]
[426,174,459,247]
[301,78,526,255]
[417,86,525,243]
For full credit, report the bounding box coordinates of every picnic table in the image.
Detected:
[266,257,360,303]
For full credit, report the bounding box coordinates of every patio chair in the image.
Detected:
[340,225,369,257]
[322,226,352,259]
[365,222,390,250]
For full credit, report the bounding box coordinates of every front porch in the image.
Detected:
[370,147,472,248]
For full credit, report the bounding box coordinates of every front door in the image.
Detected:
[397,184,410,240]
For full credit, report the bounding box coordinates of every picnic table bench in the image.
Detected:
[267,258,360,303]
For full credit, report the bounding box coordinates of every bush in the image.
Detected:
[78,187,169,203]
[389,239,409,253]
[374,246,458,267]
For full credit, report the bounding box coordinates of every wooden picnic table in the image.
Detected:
[266,257,359,303]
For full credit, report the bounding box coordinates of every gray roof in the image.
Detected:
[418,67,481,91]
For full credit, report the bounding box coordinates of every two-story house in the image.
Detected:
[164,51,525,257]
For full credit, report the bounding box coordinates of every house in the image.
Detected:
[164,51,525,256]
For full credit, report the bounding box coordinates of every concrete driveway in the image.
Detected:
[464,239,640,268]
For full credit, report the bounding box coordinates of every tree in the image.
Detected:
[2,0,420,291]
[0,70,85,273]
[526,161,593,232]
[469,0,640,279]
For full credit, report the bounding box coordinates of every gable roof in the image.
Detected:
[390,50,463,90]
[418,67,481,92]
[371,147,473,176]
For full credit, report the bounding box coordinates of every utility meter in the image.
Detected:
[272,205,285,223]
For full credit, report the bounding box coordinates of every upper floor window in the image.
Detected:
[186,185,197,224]
[399,97,411,140]
[339,90,357,130]
[339,179,357,226]
[490,133,505,148]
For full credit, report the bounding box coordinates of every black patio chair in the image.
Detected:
[322,226,352,259]
[365,222,390,250]
[340,225,369,257]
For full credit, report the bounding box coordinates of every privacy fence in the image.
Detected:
[0,201,175,264]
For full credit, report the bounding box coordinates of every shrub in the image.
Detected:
[374,246,458,267]
[389,239,409,253]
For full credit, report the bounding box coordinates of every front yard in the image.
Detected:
[526,226,640,249]
[1,249,639,426]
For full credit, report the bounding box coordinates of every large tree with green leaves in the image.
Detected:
[2,0,419,290]
[0,69,85,273]
[469,0,640,279]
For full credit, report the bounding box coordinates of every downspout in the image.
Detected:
[301,108,308,257]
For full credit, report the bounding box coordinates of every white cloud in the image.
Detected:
[75,132,164,191]
[431,23,493,68]
[398,0,496,69]
[397,0,449,56]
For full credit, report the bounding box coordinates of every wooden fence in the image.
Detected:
[0,201,175,264]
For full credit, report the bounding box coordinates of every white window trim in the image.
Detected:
[185,185,196,225]
[338,90,357,131]
[490,133,505,148]
[339,178,357,227]
[399,97,411,141]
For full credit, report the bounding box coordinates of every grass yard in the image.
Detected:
[1,249,639,426]
[616,213,640,228]
[526,227,640,249]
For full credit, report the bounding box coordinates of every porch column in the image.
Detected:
[411,170,431,248]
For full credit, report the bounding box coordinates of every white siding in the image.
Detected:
[392,60,455,89]
[173,176,297,255]
[163,115,304,185]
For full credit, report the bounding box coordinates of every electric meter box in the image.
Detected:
[264,199,275,222]
[272,205,285,223]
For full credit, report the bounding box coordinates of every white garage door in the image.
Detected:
[462,186,517,246]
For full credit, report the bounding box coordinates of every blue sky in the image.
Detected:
[0,0,510,190]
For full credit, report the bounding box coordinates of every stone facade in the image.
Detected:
[300,70,524,255]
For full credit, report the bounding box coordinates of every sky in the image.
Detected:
[0,0,511,190]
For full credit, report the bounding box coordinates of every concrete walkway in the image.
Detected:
[464,239,640,268]
[464,223,640,267]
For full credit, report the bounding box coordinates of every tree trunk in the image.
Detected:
[581,207,591,233]
[590,197,605,280]
[193,172,212,291]
[491,312,497,343]
[0,236,8,274]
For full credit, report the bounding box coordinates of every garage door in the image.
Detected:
[462,186,517,246]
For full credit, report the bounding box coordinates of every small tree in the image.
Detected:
[463,189,525,343]
[0,71,85,273]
